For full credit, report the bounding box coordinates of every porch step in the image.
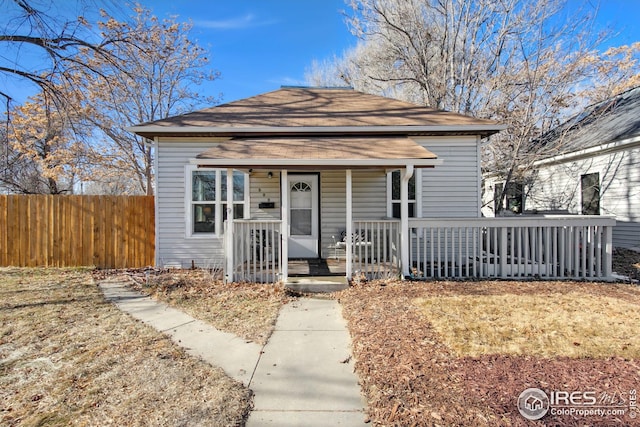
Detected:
[285,276,349,293]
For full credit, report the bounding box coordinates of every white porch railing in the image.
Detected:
[407,216,615,280]
[226,220,282,283]
[224,216,615,283]
[351,220,402,279]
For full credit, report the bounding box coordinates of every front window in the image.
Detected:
[188,167,247,236]
[192,171,216,233]
[388,170,417,218]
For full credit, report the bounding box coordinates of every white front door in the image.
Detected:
[287,174,319,258]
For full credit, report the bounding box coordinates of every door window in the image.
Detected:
[290,181,312,235]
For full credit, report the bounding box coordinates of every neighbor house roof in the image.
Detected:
[193,136,442,169]
[129,87,505,139]
[537,86,640,155]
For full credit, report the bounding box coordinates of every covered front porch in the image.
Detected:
[193,135,444,285]
[221,167,414,284]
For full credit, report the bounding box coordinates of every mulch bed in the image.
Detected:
[338,280,640,426]
[613,247,640,281]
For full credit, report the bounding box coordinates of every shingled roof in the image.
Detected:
[129,87,504,138]
[194,136,441,169]
[537,86,640,154]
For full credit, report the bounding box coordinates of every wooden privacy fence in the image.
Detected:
[0,195,154,268]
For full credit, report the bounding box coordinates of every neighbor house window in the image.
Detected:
[494,182,524,214]
[387,170,418,218]
[581,172,600,215]
[187,166,248,236]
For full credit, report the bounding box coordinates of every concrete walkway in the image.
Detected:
[246,298,367,426]
[98,277,367,426]
[98,277,261,386]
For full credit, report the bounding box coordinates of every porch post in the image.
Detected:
[281,170,288,282]
[603,224,613,278]
[401,165,414,278]
[346,169,353,279]
[225,168,234,282]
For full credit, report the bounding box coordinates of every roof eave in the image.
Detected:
[190,158,444,169]
[127,124,507,139]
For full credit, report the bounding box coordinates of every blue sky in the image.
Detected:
[143,0,640,104]
[143,0,355,104]
[3,0,639,107]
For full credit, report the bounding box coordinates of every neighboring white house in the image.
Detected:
[517,87,639,249]
[129,86,615,283]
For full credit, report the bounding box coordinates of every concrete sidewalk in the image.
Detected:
[247,298,367,426]
[98,277,367,426]
[98,277,262,386]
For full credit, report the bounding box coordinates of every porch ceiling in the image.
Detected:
[193,136,442,169]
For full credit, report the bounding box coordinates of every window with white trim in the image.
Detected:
[187,166,248,236]
[387,170,417,218]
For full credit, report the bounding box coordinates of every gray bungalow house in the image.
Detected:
[129,87,615,283]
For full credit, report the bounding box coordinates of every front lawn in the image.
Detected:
[0,268,250,426]
[339,280,640,426]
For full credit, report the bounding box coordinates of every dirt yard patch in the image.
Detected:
[338,280,640,426]
[118,269,293,345]
[0,268,250,426]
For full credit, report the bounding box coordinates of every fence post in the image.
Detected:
[500,227,508,278]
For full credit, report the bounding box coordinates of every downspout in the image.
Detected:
[401,165,414,278]
[225,168,234,283]
[346,169,353,280]
[153,137,159,267]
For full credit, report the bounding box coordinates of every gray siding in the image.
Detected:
[320,170,386,258]
[418,136,481,217]
[527,146,640,248]
[250,171,281,220]
[156,141,224,267]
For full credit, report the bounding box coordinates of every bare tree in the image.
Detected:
[308,0,640,212]
[0,0,124,110]
[71,6,220,195]
[1,90,100,194]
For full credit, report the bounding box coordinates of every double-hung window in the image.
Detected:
[187,166,248,236]
[387,169,419,218]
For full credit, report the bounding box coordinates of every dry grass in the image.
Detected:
[0,268,251,427]
[415,292,640,358]
[122,269,293,346]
